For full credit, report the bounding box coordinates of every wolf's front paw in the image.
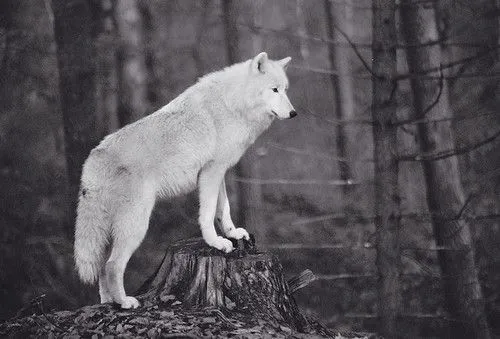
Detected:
[226,228,250,241]
[120,296,140,309]
[206,236,234,253]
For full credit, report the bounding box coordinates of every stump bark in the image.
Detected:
[136,237,309,332]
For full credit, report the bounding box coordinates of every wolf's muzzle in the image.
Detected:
[289,110,297,118]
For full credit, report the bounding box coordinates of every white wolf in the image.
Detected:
[74,52,296,309]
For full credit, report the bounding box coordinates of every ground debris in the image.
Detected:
[0,303,374,338]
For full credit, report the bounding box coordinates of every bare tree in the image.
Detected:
[400,2,492,338]
[52,0,99,189]
[114,0,148,125]
[295,0,310,63]
[371,0,401,337]
[96,0,120,136]
[0,0,16,109]
[324,0,356,189]
[436,0,499,182]
[0,0,33,319]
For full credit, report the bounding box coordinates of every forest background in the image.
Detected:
[0,0,499,338]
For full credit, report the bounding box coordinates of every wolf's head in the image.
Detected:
[247,52,296,120]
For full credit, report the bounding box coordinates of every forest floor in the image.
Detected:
[0,294,376,338]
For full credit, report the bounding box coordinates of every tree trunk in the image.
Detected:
[0,0,32,320]
[114,0,148,126]
[0,0,18,113]
[436,0,498,77]
[400,2,492,338]
[436,0,499,183]
[324,0,356,190]
[222,0,265,239]
[52,0,99,190]
[96,0,120,136]
[295,0,310,63]
[371,1,401,338]
[137,238,309,332]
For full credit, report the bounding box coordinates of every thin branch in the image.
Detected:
[217,9,500,55]
[401,252,441,277]
[454,194,475,222]
[218,13,373,49]
[290,212,500,226]
[289,64,371,78]
[396,111,496,127]
[290,48,497,81]
[230,177,357,186]
[329,20,381,79]
[296,103,375,126]
[396,65,444,126]
[394,49,492,81]
[344,313,377,319]
[315,273,376,280]
[388,79,399,103]
[291,62,500,79]
[402,245,469,251]
[266,141,349,162]
[421,64,443,117]
[399,129,500,161]
[266,241,498,252]
[291,213,359,225]
[408,72,500,80]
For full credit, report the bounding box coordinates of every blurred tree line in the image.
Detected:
[0,0,499,337]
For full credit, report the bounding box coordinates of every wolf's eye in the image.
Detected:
[272,87,279,93]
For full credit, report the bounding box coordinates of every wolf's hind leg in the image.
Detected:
[105,187,155,309]
[216,179,249,240]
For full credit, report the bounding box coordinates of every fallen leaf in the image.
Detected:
[160,311,174,317]
[160,294,176,302]
[202,317,216,323]
[279,325,292,333]
[147,328,158,337]
[130,317,149,325]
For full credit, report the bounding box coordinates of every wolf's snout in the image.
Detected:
[289,110,297,118]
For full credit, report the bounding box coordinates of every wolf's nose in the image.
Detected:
[289,110,297,118]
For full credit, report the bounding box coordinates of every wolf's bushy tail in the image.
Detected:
[74,193,110,284]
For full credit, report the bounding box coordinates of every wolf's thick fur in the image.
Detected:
[74,52,296,309]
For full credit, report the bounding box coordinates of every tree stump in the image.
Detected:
[136,237,309,332]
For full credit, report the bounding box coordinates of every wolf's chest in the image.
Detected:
[215,134,251,165]
[213,126,257,165]
[212,112,273,166]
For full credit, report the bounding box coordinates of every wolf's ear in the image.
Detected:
[251,52,268,74]
[278,56,292,70]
